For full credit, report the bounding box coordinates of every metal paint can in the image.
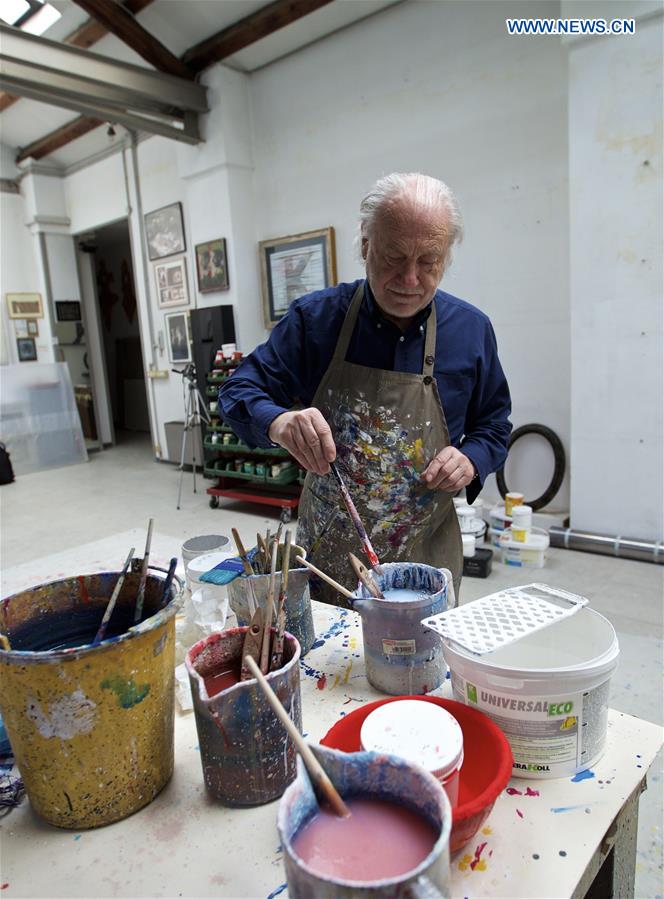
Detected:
[227,545,315,655]
[278,743,452,898]
[0,567,183,829]
[352,563,452,695]
[186,627,302,805]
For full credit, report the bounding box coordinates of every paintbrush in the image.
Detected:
[244,654,350,817]
[259,537,280,673]
[329,461,383,573]
[256,532,268,573]
[231,528,253,576]
[240,607,264,680]
[93,547,135,645]
[270,530,292,671]
[294,555,355,601]
[348,552,384,599]
[133,518,154,623]
[159,557,178,609]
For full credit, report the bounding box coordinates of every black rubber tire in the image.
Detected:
[496,424,566,512]
[209,496,219,509]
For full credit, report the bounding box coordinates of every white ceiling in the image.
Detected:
[0,0,399,173]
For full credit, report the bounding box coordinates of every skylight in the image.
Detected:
[0,0,61,34]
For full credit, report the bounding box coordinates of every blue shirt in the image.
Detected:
[219,280,511,501]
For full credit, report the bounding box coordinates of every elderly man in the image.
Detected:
[219,173,511,603]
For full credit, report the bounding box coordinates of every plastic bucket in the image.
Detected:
[0,566,183,827]
[181,534,230,580]
[444,606,619,778]
[499,527,549,568]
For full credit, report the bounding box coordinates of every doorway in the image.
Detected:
[74,219,151,453]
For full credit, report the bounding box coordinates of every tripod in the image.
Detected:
[174,364,211,510]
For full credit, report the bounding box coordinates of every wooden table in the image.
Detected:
[2,600,662,899]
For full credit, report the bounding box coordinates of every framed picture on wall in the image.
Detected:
[6,292,43,319]
[145,202,186,261]
[17,337,37,362]
[165,311,192,364]
[55,300,82,322]
[27,320,39,336]
[195,238,229,292]
[154,257,189,308]
[259,227,336,328]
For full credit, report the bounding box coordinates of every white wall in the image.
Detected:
[568,10,663,539]
[249,0,570,509]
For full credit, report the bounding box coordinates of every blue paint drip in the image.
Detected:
[551,805,585,813]
[266,883,287,898]
[571,768,595,783]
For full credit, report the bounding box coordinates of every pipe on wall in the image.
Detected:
[549,526,664,565]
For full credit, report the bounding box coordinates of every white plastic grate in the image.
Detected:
[421,583,588,655]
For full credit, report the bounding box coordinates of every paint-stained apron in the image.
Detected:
[296,282,462,608]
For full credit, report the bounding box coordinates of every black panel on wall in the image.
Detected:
[190,305,236,463]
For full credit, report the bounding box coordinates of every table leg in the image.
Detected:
[572,776,646,898]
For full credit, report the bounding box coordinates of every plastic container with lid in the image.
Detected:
[359,699,464,808]
[461,533,476,558]
[511,504,533,542]
[499,526,549,568]
[505,492,524,515]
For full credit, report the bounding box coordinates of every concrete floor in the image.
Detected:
[1,432,662,897]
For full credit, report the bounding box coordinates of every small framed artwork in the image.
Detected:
[145,202,186,261]
[13,319,28,338]
[165,311,192,364]
[154,257,189,309]
[195,238,229,292]
[17,337,37,362]
[6,292,43,319]
[259,227,336,328]
[27,320,39,336]
[55,300,82,322]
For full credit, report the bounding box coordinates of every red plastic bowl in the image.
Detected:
[320,695,513,854]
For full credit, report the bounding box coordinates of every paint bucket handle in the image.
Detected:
[146,562,183,609]
[438,567,455,609]
[400,874,448,899]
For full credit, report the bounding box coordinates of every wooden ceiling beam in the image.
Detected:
[0,0,155,112]
[16,115,103,164]
[70,0,192,79]
[183,0,335,74]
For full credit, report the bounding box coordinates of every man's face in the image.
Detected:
[362,205,449,327]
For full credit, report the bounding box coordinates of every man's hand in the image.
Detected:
[268,409,336,476]
[422,447,476,492]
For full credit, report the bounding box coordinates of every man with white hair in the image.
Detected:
[219,173,511,603]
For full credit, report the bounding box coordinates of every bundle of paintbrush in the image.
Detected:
[240,529,292,678]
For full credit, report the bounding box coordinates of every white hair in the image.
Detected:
[357,172,463,264]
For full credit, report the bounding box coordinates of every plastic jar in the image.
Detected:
[462,533,476,558]
[505,492,524,515]
[511,505,533,542]
[360,699,464,808]
[456,505,476,534]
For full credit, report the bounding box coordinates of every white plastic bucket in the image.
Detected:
[186,548,237,599]
[443,606,619,778]
[182,535,230,580]
[499,527,549,568]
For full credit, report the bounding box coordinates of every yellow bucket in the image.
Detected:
[0,565,182,829]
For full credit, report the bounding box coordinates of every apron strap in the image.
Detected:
[330,282,365,365]
[332,281,439,376]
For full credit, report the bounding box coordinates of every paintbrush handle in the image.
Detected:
[348,552,384,599]
[243,655,350,818]
[329,462,382,571]
[134,519,154,623]
[260,537,280,672]
[231,528,253,575]
[94,547,135,645]
[294,555,355,599]
[159,558,178,609]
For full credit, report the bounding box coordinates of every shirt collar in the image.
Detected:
[363,280,434,333]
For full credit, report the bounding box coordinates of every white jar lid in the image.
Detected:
[360,700,464,779]
[456,505,474,519]
[512,504,533,524]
